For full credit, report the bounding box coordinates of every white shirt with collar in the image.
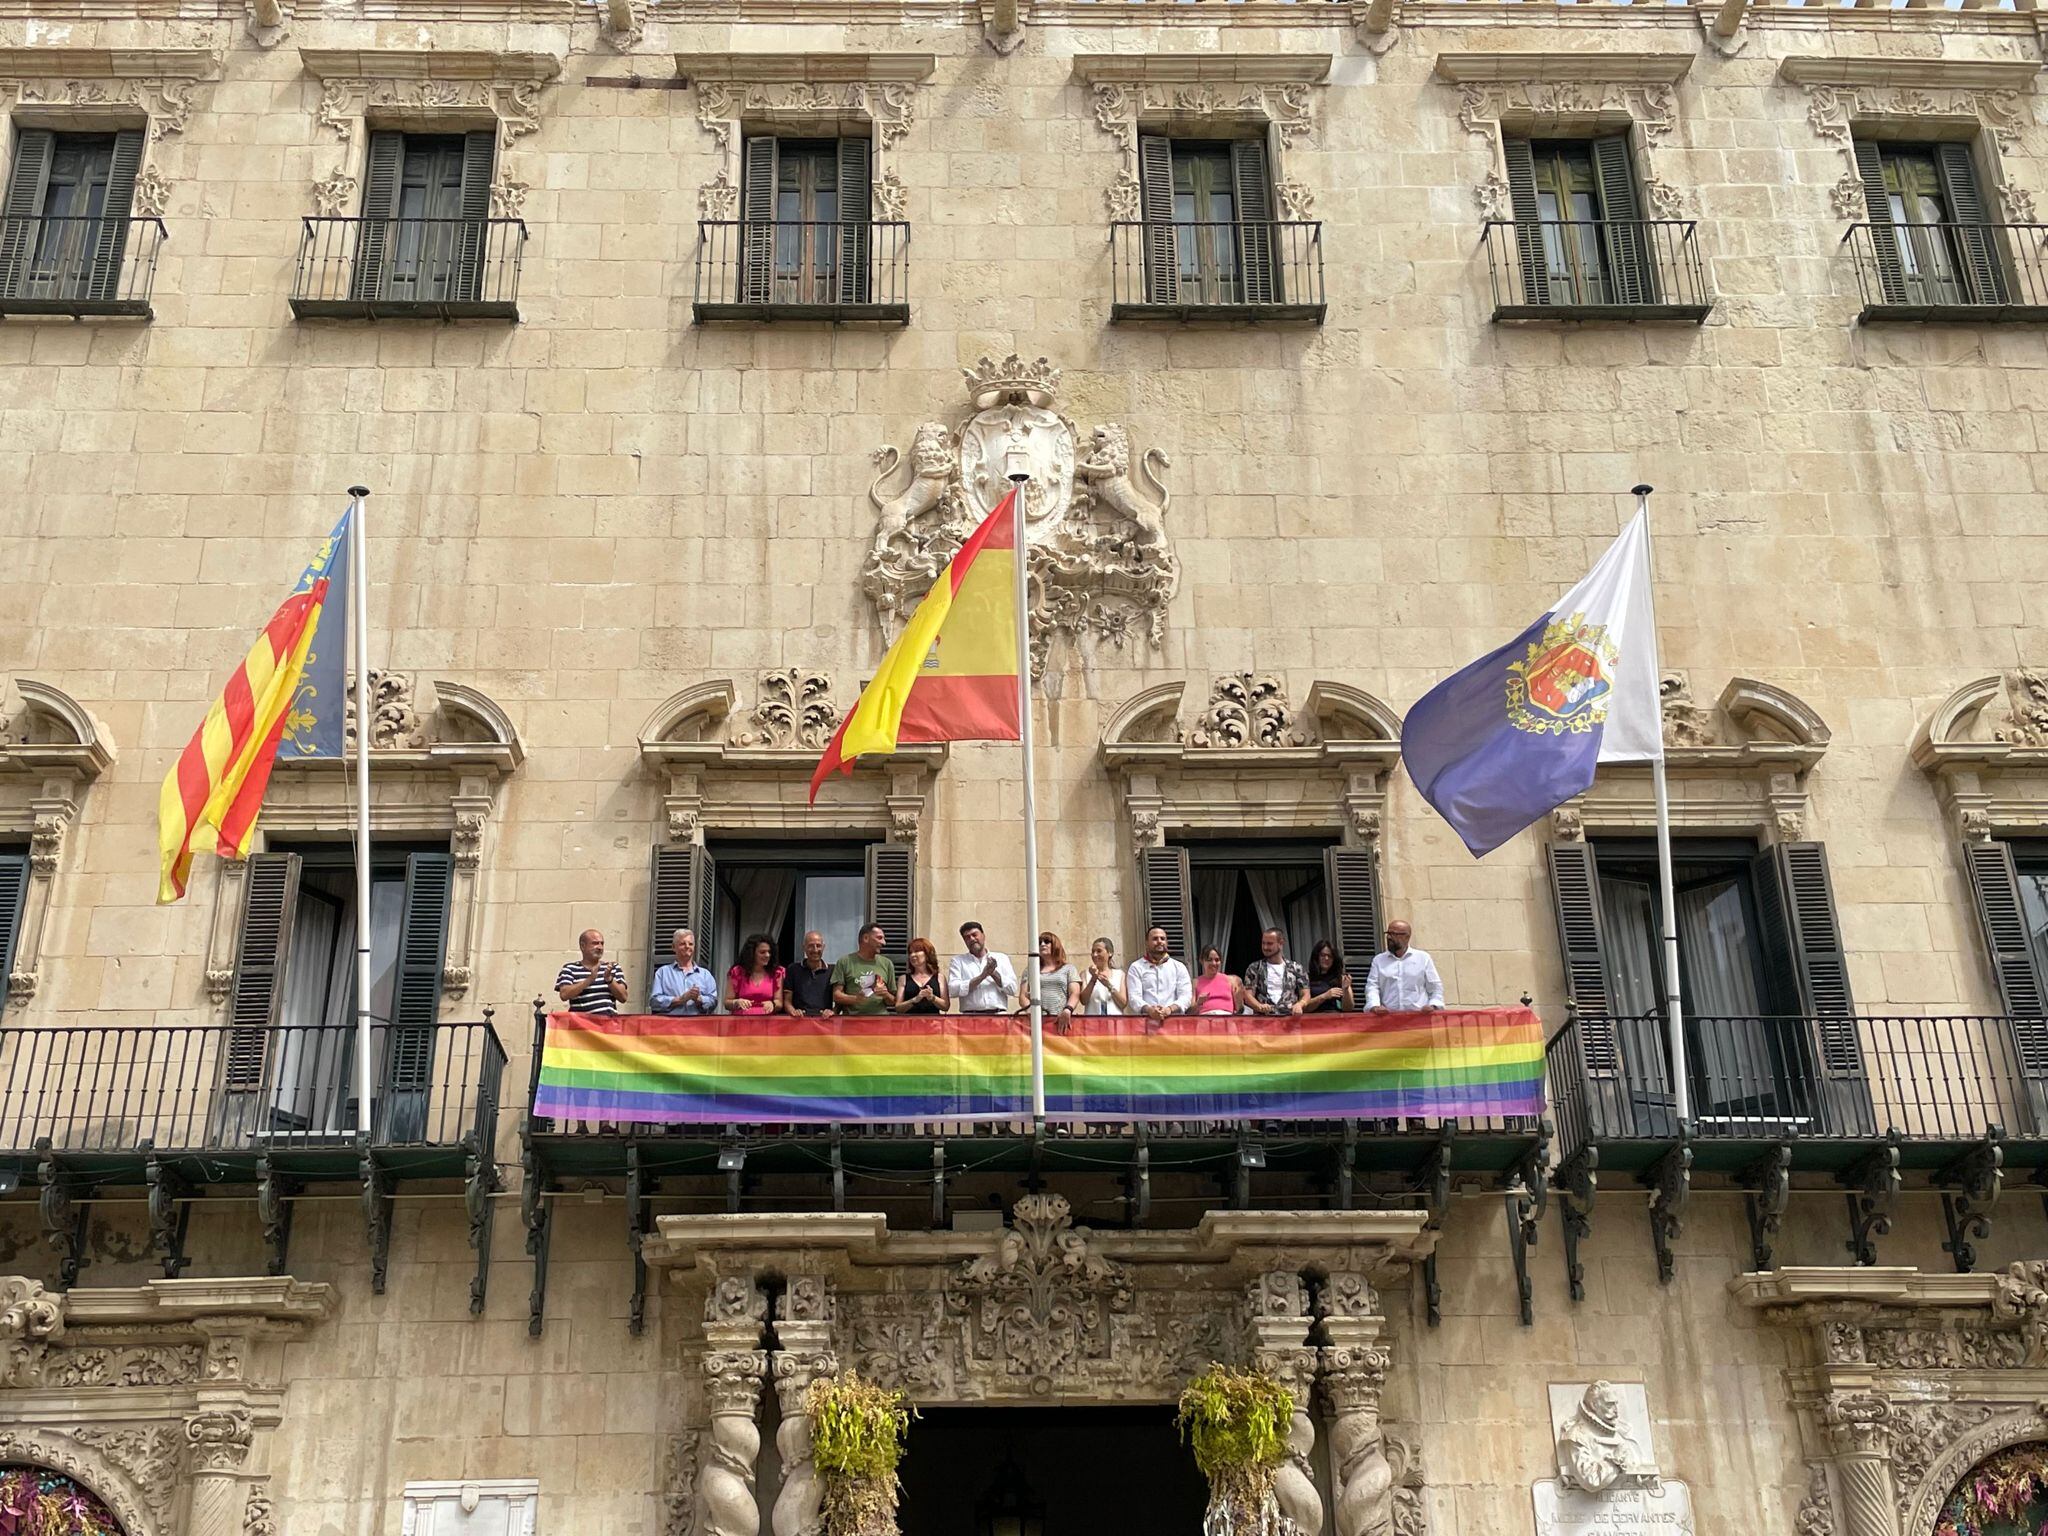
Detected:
[947,949,1017,1011]
[1126,955,1193,1012]
[1364,947,1445,1011]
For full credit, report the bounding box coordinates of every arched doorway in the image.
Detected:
[1936,1440,2048,1536]
[0,1462,127,1535]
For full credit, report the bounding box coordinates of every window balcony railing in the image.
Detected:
[1108,220,1326,324]
[1844,221,2048,323]
[0,214,166,319]
[1482,218,1712,323]
[290,215,527,320]
[693,219,911,324]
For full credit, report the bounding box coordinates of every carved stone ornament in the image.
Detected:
[1795,1463,1835,1536]
[184,1407,255,1472]
[0,1430,163,1536]
[345,670,427,751]
[131,165,173,219]
[1797,79,2029,223]
[1086,74,1322,233]
[1992,1260,2048,1365]
[244,1488,277,1536]
[1996,668,2048,748]
[1554,1381,1659,1493]
[863,355,1178,657]
[315,76,549,151]
[728,670,840,751]
[1185,674,1315,751]
[1660,673,1719,748]
[1454,75,1681,226]
[944,1194,1135,1393]
[0,1276,65,1387]
[0,72,211,141]
[1551,807,1586,843]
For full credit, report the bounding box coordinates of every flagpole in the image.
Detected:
[1004,459,1044,1122]
[1634,483,1690,1126]
[348,485,375,1141]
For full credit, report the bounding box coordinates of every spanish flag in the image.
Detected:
[157,510,350,903]
[810,490,1020,801]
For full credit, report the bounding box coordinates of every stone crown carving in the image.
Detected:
[1186,674,1317,750]
[944,1194,1134,1391]
[862,355,1178,658]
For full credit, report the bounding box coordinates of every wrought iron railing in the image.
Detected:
[1108,220,1325,317]
[1482,218,1711,319]
[1844,221,2048,318]
[0,1018,505,1154]
[693,219,911,318]
[0,214,166,317]
[290,216,527,318]
[1549,1012,2037,1155]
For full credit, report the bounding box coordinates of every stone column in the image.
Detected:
[182,1408,255,1536]
[697,1277,770,1536]
[771,1279,839,1536]
[1821,1393,1900,1536]
[1319,1273,1393,1536]
[1247,1273,1323,1536]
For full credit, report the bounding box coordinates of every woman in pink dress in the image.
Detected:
[1190,945,1242,1016]
[724,934,785,1015]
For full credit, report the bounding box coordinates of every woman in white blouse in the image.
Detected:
[1077,936,1128,1015]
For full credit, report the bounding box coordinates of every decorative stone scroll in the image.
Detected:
[0,681,112,1006]
[1780,58,2043,225]
[1912,668,2048,840]
[864,354,1177,665]
[1738,1265,2048,1536]
[1076,54,1329,228]
[1436,52,1693,222]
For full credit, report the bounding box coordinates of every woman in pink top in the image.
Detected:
[1190,945,1242,1016]
[724,934,785,1015]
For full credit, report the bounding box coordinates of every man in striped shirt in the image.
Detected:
[555,928,628,1015]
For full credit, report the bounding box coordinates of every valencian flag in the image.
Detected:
[276,512,351,761]
[1401,509,1662,857]
[157,510,350,902]
[810,489,1020,800]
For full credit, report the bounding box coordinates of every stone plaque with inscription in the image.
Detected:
[1532,1478,1694,1536]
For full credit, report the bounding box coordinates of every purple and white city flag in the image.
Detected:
[1400,510,1663,858]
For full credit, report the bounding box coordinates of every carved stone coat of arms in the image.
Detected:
[861,354,1178,656]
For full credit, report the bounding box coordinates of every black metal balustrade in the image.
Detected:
[1844,221,2048,322]
[0,214,166,319]
[290,216,527,320]
[1482,218,1712,322]
[1108,220,1325,323]
[693,219,911,324]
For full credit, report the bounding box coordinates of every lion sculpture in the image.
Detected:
[1076,424,1170,551]
[868,421,955,553]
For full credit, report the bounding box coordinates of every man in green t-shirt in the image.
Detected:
[830,923,898,1015]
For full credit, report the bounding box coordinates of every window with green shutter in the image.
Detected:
[737,136,875,306]
[0,127,145,302]
[1854,139,2007,308]
[352,129,495,305]
[1502,136,1656,307]
[1133,135,1280,307]
[0,848,28,1022]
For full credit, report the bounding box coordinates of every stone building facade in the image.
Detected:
[2,0,2048,1530]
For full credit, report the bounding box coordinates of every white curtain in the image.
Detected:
[716,868,798,973]
[1599,876,1659,1020]
[1675,879,1762,1017]
[1192,869,1237,966]
[1244,869,1323,961]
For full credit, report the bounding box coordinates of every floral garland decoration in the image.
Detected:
[0,1465,126,1536]
[1935,1441,2048,1536]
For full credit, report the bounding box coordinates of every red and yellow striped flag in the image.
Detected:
[157,511,350,903]
[810,490,1020,801]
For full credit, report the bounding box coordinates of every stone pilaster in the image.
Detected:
[772,1278,839,1536]
[1246,1272,1322,1536]
[183,1407,255,1536]
[698,1277,770,1536]
[1320,1272,1394,1536]
[1820,1393,1900,1536]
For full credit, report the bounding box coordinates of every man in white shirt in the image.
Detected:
[1365,919,1445,1013]
[947,921,1018,1014]
[1125,926,1192,1022]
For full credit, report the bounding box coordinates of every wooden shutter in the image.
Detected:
[452,127,496,303]
[1546,842,1615,1066]
[0,852,27,1020]
[836,136,872,306]
[0,129,55,298]
[84,128,144,302]
[865,841,915,976]
[1231,136,1277,305]
[1323,845,1382,981]
[648,843,715,995]
[227,853,302,1091]
[1500,136,1550,307]
[1591,134,1656,306]
[740,135,778,304]
[1756,842,1873,1136]
[381,851,452,1143]
[351,130,406,302]
[1138,134,1177,305]
[1936,141,2006,305]
[1853,140,1909,305]
[1141,845,1193,966]
[1963,841,2048,1123]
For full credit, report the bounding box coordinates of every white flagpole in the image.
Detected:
[1003,460,1044,1121]
[347,485,375,1139]
[1635,483,1690,1125]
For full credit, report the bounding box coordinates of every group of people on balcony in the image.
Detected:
[554,918,1445,1022]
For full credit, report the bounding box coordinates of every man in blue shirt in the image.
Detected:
[651,929,718,1015]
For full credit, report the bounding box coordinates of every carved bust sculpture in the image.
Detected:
[1557,1381,1649,1493]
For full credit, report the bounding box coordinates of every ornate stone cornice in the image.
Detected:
[1071,52,1332,85]
[1912,669,2048,838]
[1778,57,2041,93]
[1434,50,1693,86]
[673,51,935,84]
[297,48,563,84]
[0,47,220,80]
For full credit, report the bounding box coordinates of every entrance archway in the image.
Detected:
[1935,1440,2048,1536]
[0,1463,128,1535]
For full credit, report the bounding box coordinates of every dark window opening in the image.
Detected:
[0,845,26,1023]
[706,839,869,973]
[1183,838,1332,975]
[352,128,496,306]
[1853,138,2008,308]
[737,135,875,307]
[0,126,147,305]
[2005,840,2048,992]
[1591,837,1775,1020]
[1501,133,1657,308]
[1136,133,1280,307]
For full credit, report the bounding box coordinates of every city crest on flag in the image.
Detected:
[1507,615,1616,736]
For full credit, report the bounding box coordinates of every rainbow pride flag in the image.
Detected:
[531,1007,1544,1125]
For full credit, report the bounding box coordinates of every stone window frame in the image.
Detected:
[1437,51,1694,224]
[0,48,221,228]
[1550,676,1830,846]
[1076,54,1330,226]
[1911,667,2048,843]
[1781,56,2043,224]
[680,53,935,225]
[201,677,522,1007]
[0,681,112,1007]
[297,48,563,221]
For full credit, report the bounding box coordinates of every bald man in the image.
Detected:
[556,928,628,1015]
[1364,919,1443,1013]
